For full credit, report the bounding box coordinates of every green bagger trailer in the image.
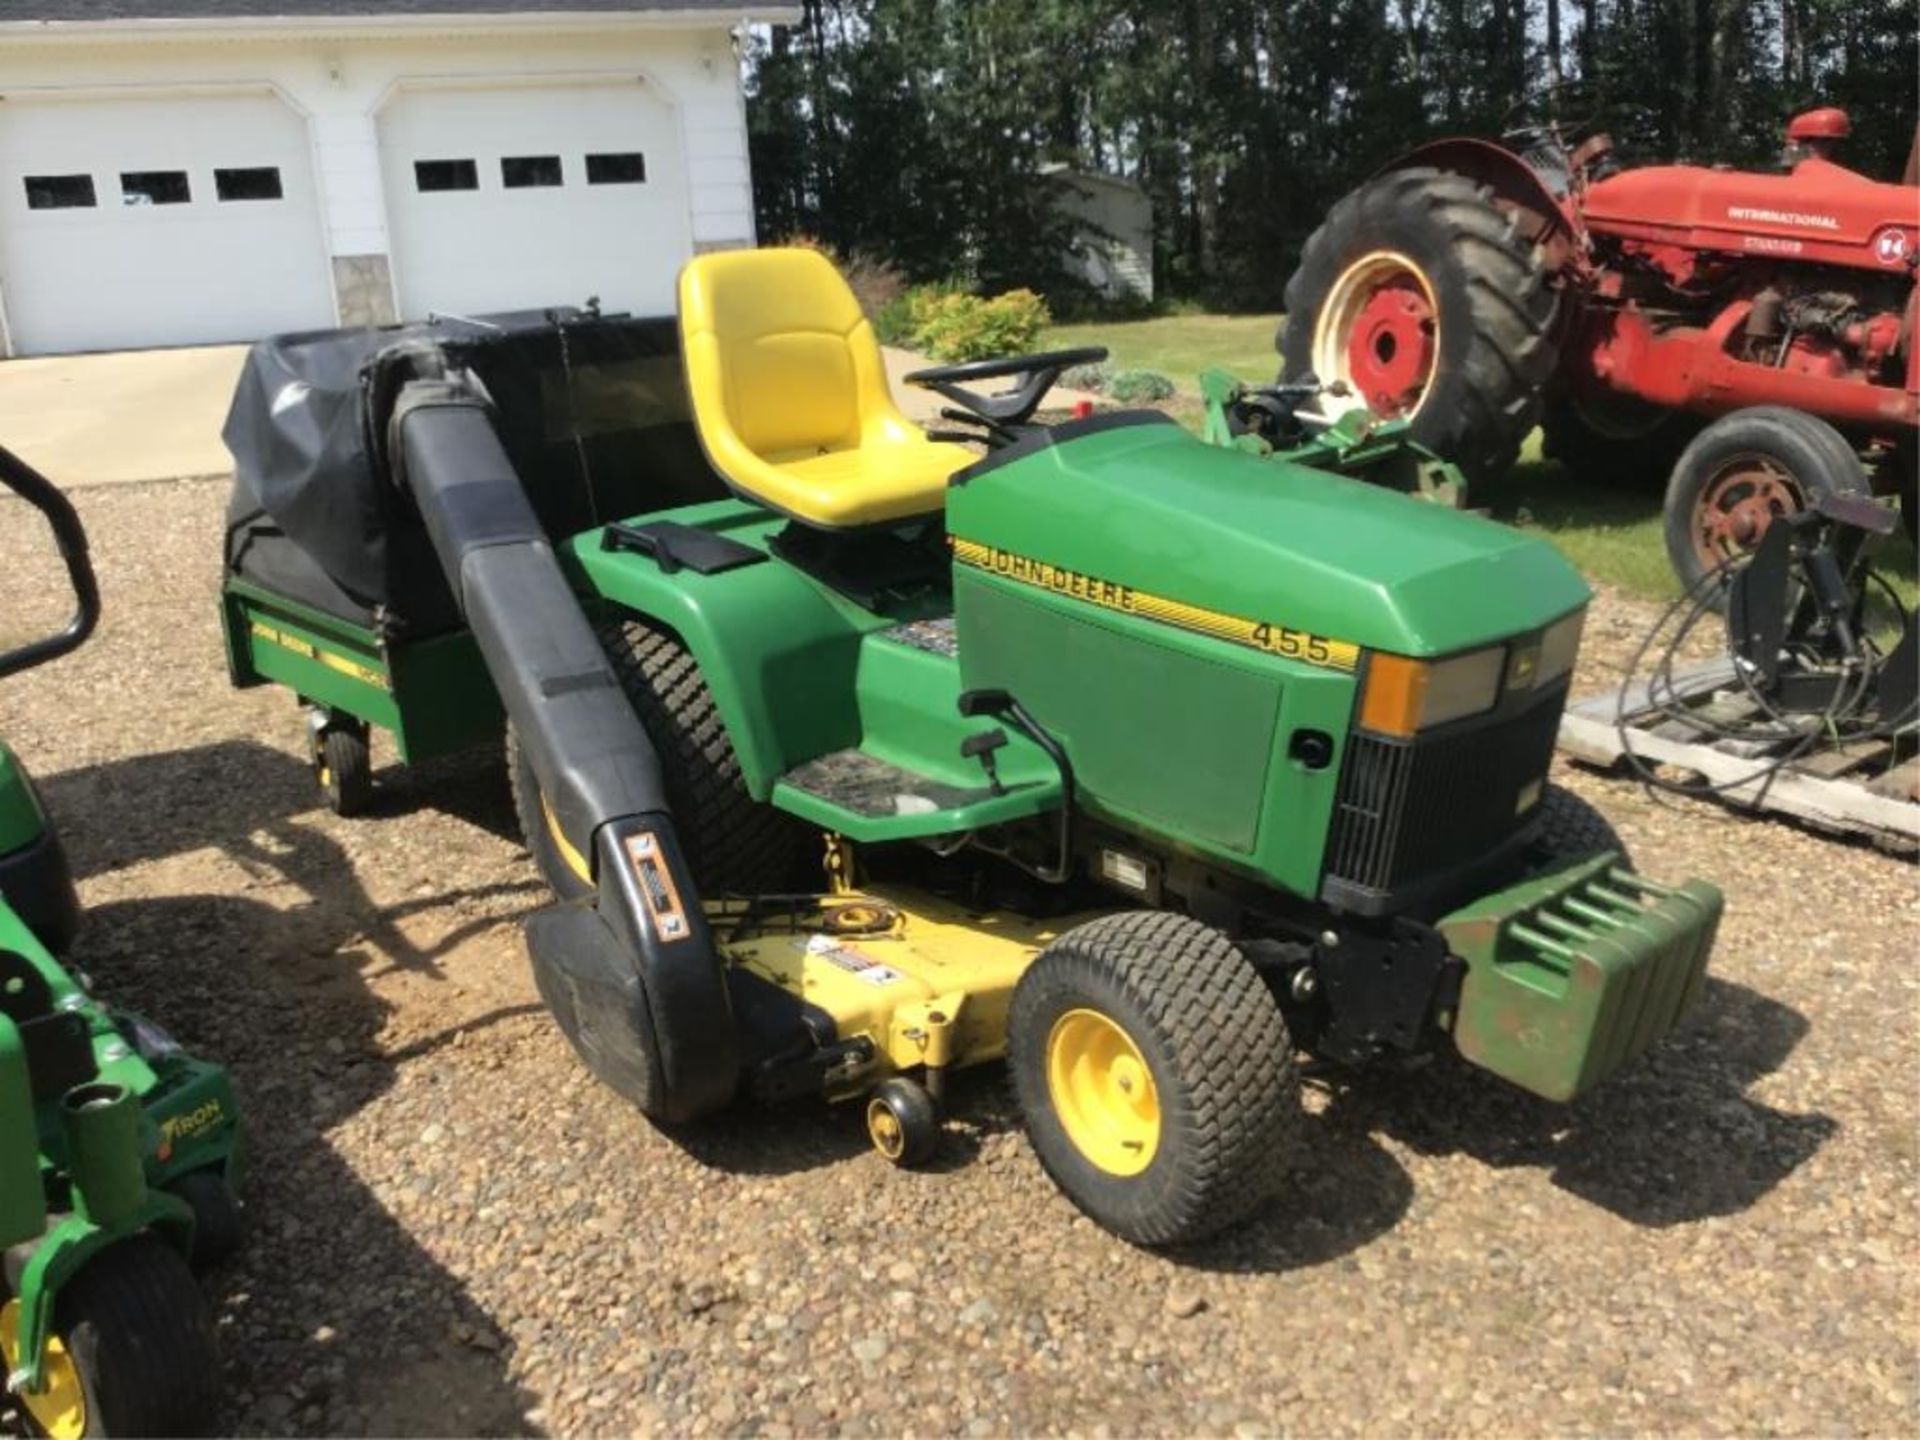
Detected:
[218,247,1725,1247]
[2,448,243,1437]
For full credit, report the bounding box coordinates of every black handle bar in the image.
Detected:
[0,445,100,680]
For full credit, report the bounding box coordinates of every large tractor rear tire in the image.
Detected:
[509,618,807,900]
[1663,406,1873,596]
[1008,911,1299,1248]
[1281,166,1559,483]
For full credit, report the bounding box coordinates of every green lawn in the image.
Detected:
[1041,312,1916,603]
[1041,313,1282,392]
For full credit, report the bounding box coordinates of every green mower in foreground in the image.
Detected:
[2,449,242,1438]
[218,248,1723,1247]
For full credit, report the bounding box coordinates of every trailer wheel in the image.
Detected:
[1665,407,1872,595]
[1280,166,1558,482]
[309,715,373,818]
[599,619,807,896]
[1008,912,1298,1247]
[1541,391,1699,492]
[1530,785,1632,869]
[0,1236,219,1439]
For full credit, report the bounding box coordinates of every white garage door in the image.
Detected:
[0,92,335,356]
[379,80,691,322]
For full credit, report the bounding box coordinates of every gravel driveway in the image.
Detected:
[1,478,1913,1437]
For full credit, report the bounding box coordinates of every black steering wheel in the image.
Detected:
[904,346,1109,433]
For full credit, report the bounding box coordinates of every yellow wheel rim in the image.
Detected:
[1046,1008,1161,1176]
[866,1098,906,1161]
[1,1299,88,1440]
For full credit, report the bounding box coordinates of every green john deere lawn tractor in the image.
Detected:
[2,448,243,1437]
[218,247,1723,1247]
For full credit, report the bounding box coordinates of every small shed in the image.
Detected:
[1041,166,1154,303]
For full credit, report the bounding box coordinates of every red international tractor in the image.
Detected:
[1281,91,1919,589]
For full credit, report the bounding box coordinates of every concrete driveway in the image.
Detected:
[0,341,1088,490]
[0,345,247,488]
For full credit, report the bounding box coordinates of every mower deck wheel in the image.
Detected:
[1009,912,1299,1247]
[866,1077,939,1167]
[2,1236,219,1439]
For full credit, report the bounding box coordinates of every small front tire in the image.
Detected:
[1663,407,1873,596]
[169,1170,246,1270]
[1009,912,1299,1247]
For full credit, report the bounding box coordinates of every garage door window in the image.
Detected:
[216,167,284,202]
[121,171,191,206]
[503,155,563,189]
[585,152,647,185]
[24,174,97,210]
[415,159,479,193]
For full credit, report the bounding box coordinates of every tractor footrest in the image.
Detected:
[770,748,1057,843]
[1439,853,1723,1102]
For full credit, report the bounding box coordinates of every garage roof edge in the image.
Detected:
[0,7,804,38]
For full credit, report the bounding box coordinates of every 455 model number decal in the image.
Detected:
[951,537,1361,674]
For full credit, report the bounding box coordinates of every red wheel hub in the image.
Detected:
[1343,276,1437,417]
[1692,457,1805,571]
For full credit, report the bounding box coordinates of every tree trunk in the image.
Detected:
[1546,0,1564,86]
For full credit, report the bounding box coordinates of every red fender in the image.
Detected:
[1377,138,1581,259]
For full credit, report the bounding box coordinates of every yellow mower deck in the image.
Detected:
[712,887,1110,1100]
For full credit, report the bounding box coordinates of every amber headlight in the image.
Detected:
[1357,646,1506,737]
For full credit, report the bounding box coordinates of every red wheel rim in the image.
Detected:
[1312,252,1440,419]
[1691,454,1806,574]
[1344,277,1437,416]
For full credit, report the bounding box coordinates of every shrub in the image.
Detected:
[780,234,906,323]
[905,285,1052,363]
[1106,369,1177,403]
[1061,362,1112,393]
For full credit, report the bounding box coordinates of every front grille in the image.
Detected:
[1324,684,1567,899]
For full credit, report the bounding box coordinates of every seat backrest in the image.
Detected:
[679,247,902,463]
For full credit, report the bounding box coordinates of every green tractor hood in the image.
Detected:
[948,416,1590,657]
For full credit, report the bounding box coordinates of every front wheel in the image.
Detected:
[1280,166,1559,483]
[1008,912,1299,1247]
[0,1237,219,1438]
[1663,407,1873,595]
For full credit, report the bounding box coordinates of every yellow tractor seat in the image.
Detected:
[678,248,975,529]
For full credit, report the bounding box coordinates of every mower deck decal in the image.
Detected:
[248,620,391,692]
[951,538,1361,673]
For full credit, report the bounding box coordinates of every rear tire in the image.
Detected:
[600,618,807,896]
[1663,407,1873,596]
[508,619,806,899]
[1008,912,1299,1247]
[1281,166,1559,483]
[27,1236,219,1438]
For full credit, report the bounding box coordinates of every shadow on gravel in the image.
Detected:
[1327,976,1834,1227]
[1173,1104,1417,1277]
[44,738,542,1436]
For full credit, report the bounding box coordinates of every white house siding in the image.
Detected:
[1049,172,1155,304]
[0,18,763,353]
